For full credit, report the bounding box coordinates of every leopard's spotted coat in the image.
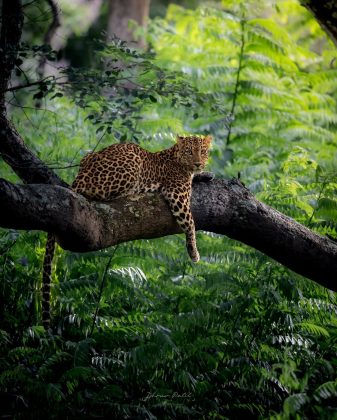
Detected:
[42,135,212,328]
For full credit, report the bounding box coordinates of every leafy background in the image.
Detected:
[1,0,337,418]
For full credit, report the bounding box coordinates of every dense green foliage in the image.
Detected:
[1,0,337,418]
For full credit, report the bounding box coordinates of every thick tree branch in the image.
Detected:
[301,0,337,46]
[1,177,336,291]
[0,0,66,186]
[0,114,68,186]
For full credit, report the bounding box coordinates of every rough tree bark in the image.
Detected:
[0,0,337,294]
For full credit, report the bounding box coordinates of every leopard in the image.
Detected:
[42,135,212,328]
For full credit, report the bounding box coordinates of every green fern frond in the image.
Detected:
[0,329,10,346]
[38,351,72,379]
[313,381,337,402]
[74,338,95,367]
[248,18,294,48]
[295,322,330,337]
[283,393,309,416]
[272,334,313,348]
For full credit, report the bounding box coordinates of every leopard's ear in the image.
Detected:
[176,135,184,143]
[205,135,212,144]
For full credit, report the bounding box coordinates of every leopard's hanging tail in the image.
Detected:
[42,232,56,329]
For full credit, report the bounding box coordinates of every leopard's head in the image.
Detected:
[176,135,212,173]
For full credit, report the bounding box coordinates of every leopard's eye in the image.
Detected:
[185,148,192,155]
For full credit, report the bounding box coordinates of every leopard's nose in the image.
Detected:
[195,162,202,168]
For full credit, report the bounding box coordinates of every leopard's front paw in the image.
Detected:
[193,172,215,183]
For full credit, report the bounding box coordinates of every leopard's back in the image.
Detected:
[72,143,148,200]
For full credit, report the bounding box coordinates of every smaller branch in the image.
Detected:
[91,130,107,153]
[89,248,117,336]
[0,151,80,171]
[47,163,80,170]
[17,65,30,85]
[6,76,55,93]
[22,1,39,8]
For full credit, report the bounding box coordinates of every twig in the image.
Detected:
[6,76,55,92]
[89,246,119,337]
[225,19,245,147]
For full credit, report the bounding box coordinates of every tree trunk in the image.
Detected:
[0,0,24,113]
[107,0,150,47]
[301,0,337,47]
